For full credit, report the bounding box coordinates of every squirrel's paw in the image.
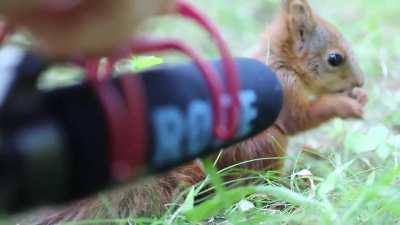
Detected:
[310,94,364,120]
[333,95,364,119]
[349,87,368,107]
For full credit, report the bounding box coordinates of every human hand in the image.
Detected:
[0,0,175,57]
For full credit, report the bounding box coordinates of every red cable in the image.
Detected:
[116,1,241,140]
[92,81,135,181]
[0,22,10,44]
[175,0,241,140]
[120,74,148,178]
[117,38,226,141]
[84,58,146,181]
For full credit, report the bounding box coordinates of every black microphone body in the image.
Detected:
[0,46,283,213]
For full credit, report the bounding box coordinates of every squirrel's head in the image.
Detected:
[268,0,364,95]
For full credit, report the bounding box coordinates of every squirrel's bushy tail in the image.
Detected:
[28,162,205,225]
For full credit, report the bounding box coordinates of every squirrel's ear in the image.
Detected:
[283,0,316,45]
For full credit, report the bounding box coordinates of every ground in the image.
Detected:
[2,0,400,224]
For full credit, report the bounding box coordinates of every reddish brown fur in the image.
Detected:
[28,1,368,224]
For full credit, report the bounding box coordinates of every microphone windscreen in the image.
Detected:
[0,57,283,212]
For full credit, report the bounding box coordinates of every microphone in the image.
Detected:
[0,46,283,213]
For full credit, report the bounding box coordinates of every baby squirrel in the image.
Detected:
[31,0,368,224]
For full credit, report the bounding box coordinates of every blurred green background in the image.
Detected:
[3,0,400,224]
[148,0,400,77]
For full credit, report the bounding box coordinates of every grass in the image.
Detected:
[3,0,400,224]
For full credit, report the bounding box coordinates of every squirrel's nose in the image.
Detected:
[351,65,365,87]
[354,78,364,87]
[349,74,364,88]
[349,70,364,88]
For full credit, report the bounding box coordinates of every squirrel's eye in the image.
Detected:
[327,53,344,67]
